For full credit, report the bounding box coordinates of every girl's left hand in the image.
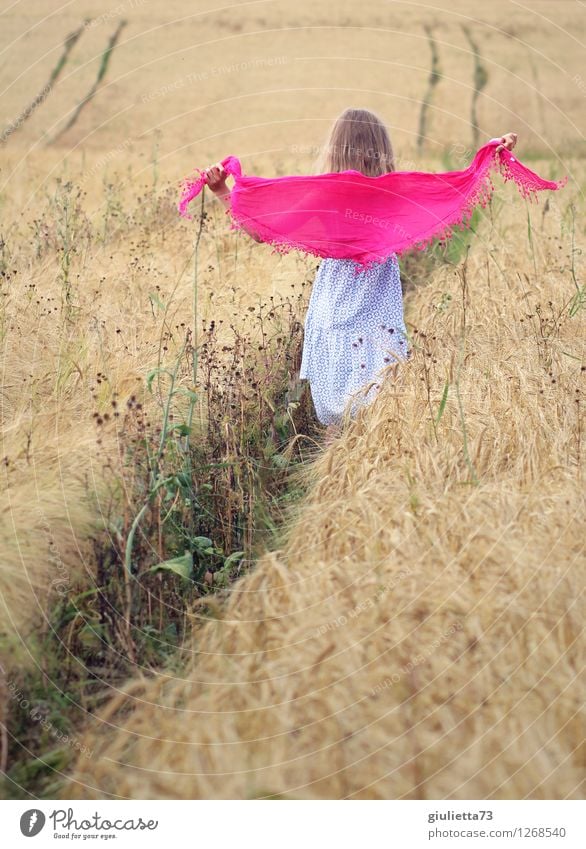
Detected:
[496,132,518,153]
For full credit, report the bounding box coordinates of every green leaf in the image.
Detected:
[171,471,193,493]
[435,380,449,424]
[175,388,199,402]
[146,366,172,393]
[170,423,191,436]
[224,550,245,570]
[149,551,193,580]
[146,368,160,393]
[192,536,213,551]
[78,622,105,649]
[569,286,585,317]
[271,452,289,469]
[149,292,166,311]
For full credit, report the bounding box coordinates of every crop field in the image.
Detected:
[0,0,584,800]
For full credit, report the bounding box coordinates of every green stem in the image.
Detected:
[51,20,127,143]
[124,476,171,574]
[455,336,479,486]
[186,189,206,444]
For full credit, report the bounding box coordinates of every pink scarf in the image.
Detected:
[178,140,566,267]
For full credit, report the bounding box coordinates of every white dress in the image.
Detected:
[299,254,410,426]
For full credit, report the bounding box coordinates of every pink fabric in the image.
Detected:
[178,141,566,267]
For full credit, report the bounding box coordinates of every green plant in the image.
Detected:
[52,179,91,315]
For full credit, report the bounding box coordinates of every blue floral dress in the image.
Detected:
[299,254,410,425]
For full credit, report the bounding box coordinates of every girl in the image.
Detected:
[203,110,518,442]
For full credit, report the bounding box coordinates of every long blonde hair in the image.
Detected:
[318,108,395,176]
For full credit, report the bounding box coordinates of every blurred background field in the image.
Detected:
[0,0,584,799]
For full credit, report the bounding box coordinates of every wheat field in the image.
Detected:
[0,0,584,799]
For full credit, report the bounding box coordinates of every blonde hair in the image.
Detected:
[318,108,395,176]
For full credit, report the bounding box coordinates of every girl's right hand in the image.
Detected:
[203,163,228,195]
[203,161,261,242]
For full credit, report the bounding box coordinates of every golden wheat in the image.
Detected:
[64,186,585,798]
[1,0,584,800]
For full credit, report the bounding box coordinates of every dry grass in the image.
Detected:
[64,183,585,799]
[1,0,584,800]
[0,171,314,793]
[0,181,309,654]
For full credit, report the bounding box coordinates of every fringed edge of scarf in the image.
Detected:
[178,156,242,219]
[178,147,567,271]
[178,170,207,219]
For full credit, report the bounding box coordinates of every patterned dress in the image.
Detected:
[299,254,410,426]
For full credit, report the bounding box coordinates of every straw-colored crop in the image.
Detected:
[0,0,583,799]
[65,195,585,798]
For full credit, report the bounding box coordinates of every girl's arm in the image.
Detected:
[203,163,262,243]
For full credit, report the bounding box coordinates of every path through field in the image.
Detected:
[0,0,584,799]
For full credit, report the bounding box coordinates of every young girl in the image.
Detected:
[203,110,518,441]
